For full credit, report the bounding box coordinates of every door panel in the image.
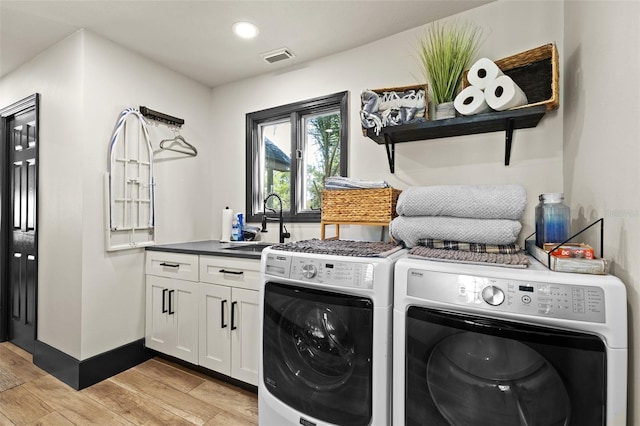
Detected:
[231,287,259,385]
[173,281,198,364]
[199,283,231,373]
[5,100,38,352]
[145,275,174,352]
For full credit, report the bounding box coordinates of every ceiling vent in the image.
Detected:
[261,48,295,64]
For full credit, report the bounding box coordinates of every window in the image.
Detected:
[245,91,348,223]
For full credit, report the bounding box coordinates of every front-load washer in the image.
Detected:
[393,256,627,426]
[259,241,407,426]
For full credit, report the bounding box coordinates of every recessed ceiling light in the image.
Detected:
[232,21,259,39]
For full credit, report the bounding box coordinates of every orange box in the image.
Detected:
[544,243,595,259]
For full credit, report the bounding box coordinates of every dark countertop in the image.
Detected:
[145,240,270,259]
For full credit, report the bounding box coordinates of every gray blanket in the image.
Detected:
[360,89,427,135]
[396,184,527,220]
[390,215,522,247]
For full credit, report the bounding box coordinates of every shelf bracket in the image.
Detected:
[504,118,515,166]
[384,134,395,173]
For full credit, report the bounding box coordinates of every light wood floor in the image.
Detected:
[0,342,258,425]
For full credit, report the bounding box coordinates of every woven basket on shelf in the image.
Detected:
[321,188,402,223]
[463,43,559,111]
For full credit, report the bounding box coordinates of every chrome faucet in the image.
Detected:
[261,192,291,244]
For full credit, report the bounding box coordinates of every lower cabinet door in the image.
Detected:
[199,283,232,375]
[230,287,260,386]
[145,275,198,364]
[146,276,175,354]
[172,279,199,364]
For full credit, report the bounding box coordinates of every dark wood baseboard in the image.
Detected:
[33,338,152,390]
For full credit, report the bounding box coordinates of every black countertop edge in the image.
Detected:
[145,240,268,259]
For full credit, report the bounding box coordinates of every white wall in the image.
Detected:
[563,2,640,424]
[210,0,564,244]
[77,31,214,359]
[0,29,215,360]
[0,30,85,359]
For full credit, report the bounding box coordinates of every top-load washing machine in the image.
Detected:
[393,256,627,426]
[259,240,407,426]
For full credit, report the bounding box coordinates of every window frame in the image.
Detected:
[245,91,348,224]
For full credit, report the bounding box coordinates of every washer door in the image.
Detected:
[263,282,373,426]
[427,332,570,426]
[405,307,606,426]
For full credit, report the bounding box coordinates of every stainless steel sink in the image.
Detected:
[224,243,272,253]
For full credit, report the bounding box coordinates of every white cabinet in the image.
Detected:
[199,256,260,386]
[144,250,260,386]
[145,252,199,364]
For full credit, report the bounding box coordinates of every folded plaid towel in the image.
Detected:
[418,239,521,254]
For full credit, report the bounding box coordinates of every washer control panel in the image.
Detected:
[407,269,606,323]
[264,252,374,289]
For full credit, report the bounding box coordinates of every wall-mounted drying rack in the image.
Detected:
[139,106,184,127]
[365,105,546,172]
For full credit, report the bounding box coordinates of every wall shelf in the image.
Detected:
[365,105,547,172]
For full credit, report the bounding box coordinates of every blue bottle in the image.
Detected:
[535,193,570,247]
[232,213,244,241]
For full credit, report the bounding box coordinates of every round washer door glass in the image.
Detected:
[279,301,356,391]
[263,282,374,426]
[427,332,570,426]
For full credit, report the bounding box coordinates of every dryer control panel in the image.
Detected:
[264,252,375,289]
[407,269,606,323]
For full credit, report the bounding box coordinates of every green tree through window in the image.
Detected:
[305,113,341,210]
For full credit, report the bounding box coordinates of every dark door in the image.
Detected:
[0,94,39,353]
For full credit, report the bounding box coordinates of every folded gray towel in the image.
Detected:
[325,176,389,189]
[390,215,522,247]
[396,184,527,220]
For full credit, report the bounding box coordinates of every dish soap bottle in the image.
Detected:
[231,213,244,241]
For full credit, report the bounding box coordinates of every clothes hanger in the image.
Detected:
[159,133,198,156]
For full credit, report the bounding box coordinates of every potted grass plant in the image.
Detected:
[418,21,483,119]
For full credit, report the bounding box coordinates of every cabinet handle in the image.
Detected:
[231,301,238,330]
[160,262,179,268]
[162,289,168,313]
[168,290,175,315]
[219,269,243,275]
[221,300,228,328]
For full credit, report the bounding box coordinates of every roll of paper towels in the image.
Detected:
[485,75,529,111]
[454,86,490,116]
[220,207,233,242]
[467,58,504,89]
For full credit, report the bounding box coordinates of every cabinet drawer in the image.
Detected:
[146,251,199,281]
[199,256,260,291]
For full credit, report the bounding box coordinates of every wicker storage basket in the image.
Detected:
[463,43,559,111]
[360,84,428,135]
[321,188,402,223]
